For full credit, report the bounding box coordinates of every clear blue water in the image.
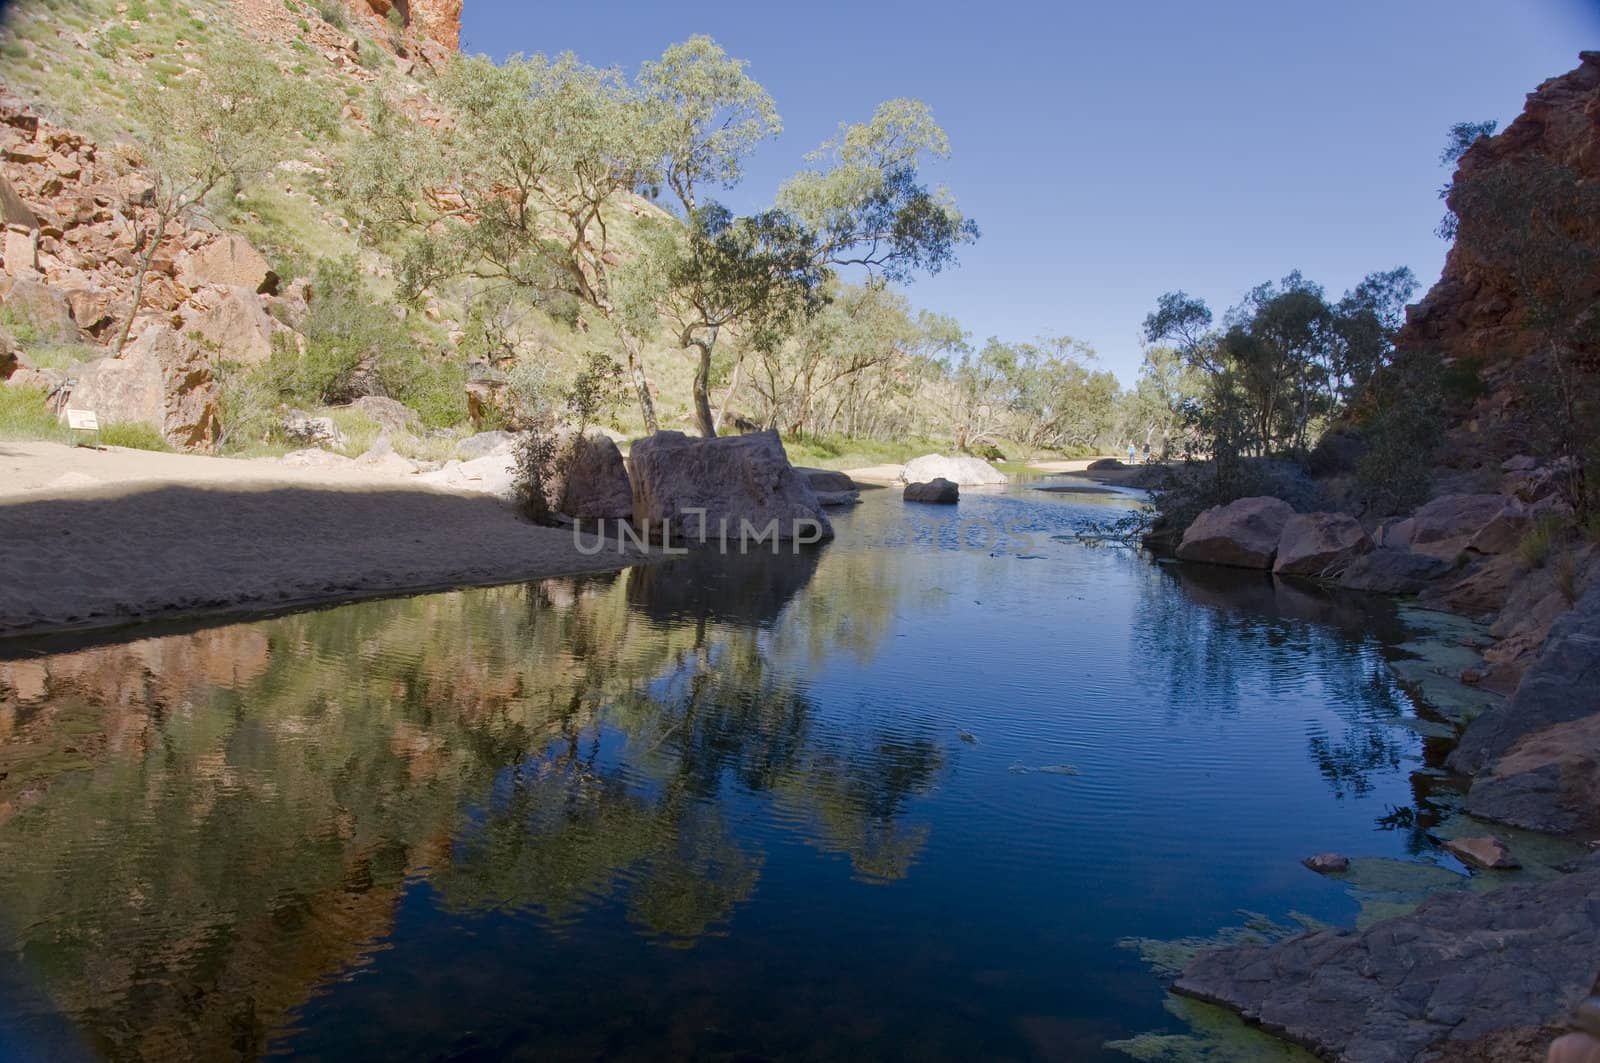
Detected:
[0,479,1446,1061]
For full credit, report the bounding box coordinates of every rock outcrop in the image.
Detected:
[1273,512,1373,577]
[1396,51,1600,365]
[63,326,219,449]
[903,478,959,504]
[1377,494,1520,560]
[1176,497,1294,569]
[900,453,1007,486]
[1,277,78,342]
[178,284,281,364]
[176,234,278,295]
[1174,862,1600,1063]
[629,429,832,543]
[1339,548,1456,594]
[1451,582,1600,836]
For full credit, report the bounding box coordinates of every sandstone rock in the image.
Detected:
[1174,865,1600,1063]
[1417,551,1522,618]
[1273,512,1373,578]
[354,436,418,477]
[1465,501,1531,555]
[1441,835,1521,870]
[63,326,218,450]
[629,429,832,543]
[1339,548,1455,594]
[1176,497,1294,569]
[61,285,117,337]
[2,227,38,277]
[416,452,516,497]
[351,395,421,435]
[1453,582,1600,835]
[552,431,632,520]
[0,278,78,343]
[0,175,37,229]
[1302,852,1349,874]
[901,453,1007,486]
[180,285,278,364]
[280,409,341,447]
[904,478,959,504]
[177,234,277,294]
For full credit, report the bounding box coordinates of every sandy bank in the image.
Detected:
[0,441,644,642]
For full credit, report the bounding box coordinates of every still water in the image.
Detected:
[0,480,1450,1061]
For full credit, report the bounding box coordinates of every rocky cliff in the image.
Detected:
[1397,51,1600,363]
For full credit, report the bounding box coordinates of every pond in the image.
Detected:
[0,479,1459,1061]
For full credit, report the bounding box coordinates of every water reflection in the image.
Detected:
[0,487,1444,1061]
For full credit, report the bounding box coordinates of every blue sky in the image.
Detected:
[460,0,1599,384]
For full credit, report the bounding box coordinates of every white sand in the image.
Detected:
[0,441,644,640]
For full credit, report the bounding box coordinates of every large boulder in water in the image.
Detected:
[629,429,832,543]
[904,478,959,504]
[1176,497,1294,569]
[901,453,1007,486]
[1272,512,1373,578]
[553,430,632,520]
[62,326,219,450]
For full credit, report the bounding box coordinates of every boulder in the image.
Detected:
[2,277,78,342]
[354,436,418,477]
[61,285,117,338]
[1301,852,1349,874]
[62,326,218,450]
[1339,548,1455,594]
[901,453,1008,486]
[1377,494,1517,560]
[903,478,959,504]
[1175,497,1294,569]
[1465,500,1531,555]
[416,452,516,497]
[814,490,861,508]
[0,326,14,380]
[553,430,632,520]
[1441,835,1520,870]
[179,285,278,364]
[280,409,341,447]
[176,233,277,294]
[0,174,37,229]
[628,429,832,543]
[3,227,37,278]
[797,467,857,493]
[1272,512,1373,578]
[351,395,421,435]
[457,429,515,460]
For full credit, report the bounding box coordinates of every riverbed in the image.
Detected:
[0,478,1476,1060]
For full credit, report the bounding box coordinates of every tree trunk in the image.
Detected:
[714,350,744,434]
[620,329,658,435]
[691,325,719,438]
[112,223,162,355]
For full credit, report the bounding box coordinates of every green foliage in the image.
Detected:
[1518,513,1567,569]
[1353,349,1445,516]
[313,0,345,28]
[512,414,561,523]
[99,421,172,451]
[565,351,627,431]
[0,386,70,443]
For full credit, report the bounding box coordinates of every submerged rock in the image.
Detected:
[629,429,832,543]
[1302,853,1350,874]
[904,478,959,504]
[1173,862,1600,1063]
[1442,835,1521,870]
[900,453,1007,486]
[1176,497,1294,569]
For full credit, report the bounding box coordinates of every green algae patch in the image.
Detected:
[1106,993,1320,1061]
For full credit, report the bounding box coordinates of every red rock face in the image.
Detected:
[1396,51,1600,363]
[358,0,460,51]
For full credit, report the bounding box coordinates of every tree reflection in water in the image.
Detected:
[0,542,943,1060]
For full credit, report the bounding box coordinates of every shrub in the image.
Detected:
[1354,350,1444,516]
[313,0,345,28]
[1518,513,1567,569]
[0,386,70,442]
[512,414,561,524]
[99,421,171,451]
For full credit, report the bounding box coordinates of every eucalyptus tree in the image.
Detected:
[659,205,826,438]
[348,53,670,430]
[778,98,979,279]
